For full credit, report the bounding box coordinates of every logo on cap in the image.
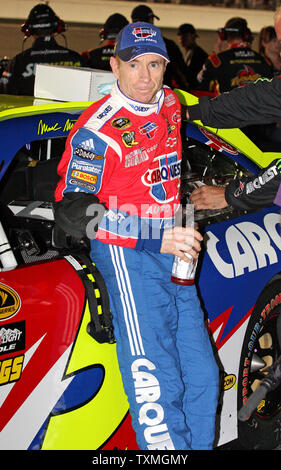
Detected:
[132,26,156,40]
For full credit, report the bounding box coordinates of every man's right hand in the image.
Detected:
[190,185,228,210]
[160,226,203,262]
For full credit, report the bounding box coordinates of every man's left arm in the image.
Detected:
[187,76,281,128]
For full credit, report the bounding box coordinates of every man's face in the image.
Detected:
[110,54,167,104]
[178,32,194,49]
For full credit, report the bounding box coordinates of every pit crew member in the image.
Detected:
[196,17,273,94]
[186,75,281,210]
[2,3,84,96]
[81,13,128,71]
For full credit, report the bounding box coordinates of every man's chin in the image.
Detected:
[135,91,156,104]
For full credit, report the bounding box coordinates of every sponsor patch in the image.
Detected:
[80,138,95,151]
[246,165,278,194]
[231,65,261,87]
[164,93,176,107]
[96,105,113,120]
[70,170,98,185]
[69,178,96,192]
[74,147,103,161]
[111,117,132,129]
[142,153,181,202]
[125,148,149,168]
[172,110,181,124]
[139,122,158,139]
[71,160,102,175]
[209,52,221,68]
[234,181,245,198]
[122,131,139,148]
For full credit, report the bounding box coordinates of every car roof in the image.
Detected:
[0,95,92,122]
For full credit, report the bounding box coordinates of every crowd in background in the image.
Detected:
[131,0,278,9]
[149,0,278,9]
[1,2,281,100]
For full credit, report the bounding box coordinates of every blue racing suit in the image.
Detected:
[91,241,219,450]
[55,82,219,450]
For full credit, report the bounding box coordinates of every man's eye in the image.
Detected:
[151,62,160,68]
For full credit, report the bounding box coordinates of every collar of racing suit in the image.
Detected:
[228,41,249,49]
[111,80,165,116]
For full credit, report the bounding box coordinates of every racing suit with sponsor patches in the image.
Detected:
[225,159,281,209]
[55,82,219,450]
[197,44,272,94]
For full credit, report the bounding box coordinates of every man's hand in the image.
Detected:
[160,226,203,261]
[189,185,228,210]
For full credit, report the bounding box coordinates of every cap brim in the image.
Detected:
[118,46,170,63]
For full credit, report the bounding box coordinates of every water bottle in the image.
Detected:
[171,252,198,285]
[171,204,198,285]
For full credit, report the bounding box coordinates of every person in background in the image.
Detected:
[258,26,281,75]
[213,33,227,54]
[131,4,190,90]
[0,57,9,83]
[186,76,281,211]
[1,3,84,96]
[54,21,219,451]
[177,23,208,90]
[197,17,273,95]
[81,13,129,71]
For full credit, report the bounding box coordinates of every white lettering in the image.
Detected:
[205,231,234,278]
[264,213,281,250]
[226,225,257,276]
[205,212,281,278]
[22,63,35,78]
[139,402,164,427]
[236,221,278,268]
[131,358,175,450]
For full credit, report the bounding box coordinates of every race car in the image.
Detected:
[0,90,281,450]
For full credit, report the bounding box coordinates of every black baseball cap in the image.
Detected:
[177,24,198,37]
[131,5,160,22]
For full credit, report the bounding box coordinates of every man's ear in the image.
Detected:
[110,56,119,79]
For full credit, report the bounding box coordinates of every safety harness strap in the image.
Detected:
[65,252,115,344]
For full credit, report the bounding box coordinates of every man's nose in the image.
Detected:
[139,65,151,80]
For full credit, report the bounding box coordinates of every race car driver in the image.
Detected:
[186,75,281,211]
[54,22,219,450]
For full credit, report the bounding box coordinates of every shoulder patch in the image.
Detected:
[209,52,221,68]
